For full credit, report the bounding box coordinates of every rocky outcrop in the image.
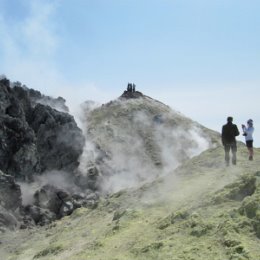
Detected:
[0,170,21,231]
[0,205,19,232]
[0,77,88,230]
[0,170,22,211]
[20,184,99,226]
[120,90,144,99]
[0,77,85,180]
[30,103,85,172]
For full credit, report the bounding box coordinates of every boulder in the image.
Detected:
[34,184,69,216]
[33,184,99,220]
[0,171,22,211]
[30,104,85,173]
[0,78,85,179]
[0,205,19,232]
[0,171,21,231]
[22,205,56,226]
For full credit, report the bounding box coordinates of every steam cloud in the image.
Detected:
[18,170,79,206]
[77,98,212,194]
[17,96,212,206]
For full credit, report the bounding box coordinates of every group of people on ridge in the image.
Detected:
[127,83,136,92]
[221,117,254,166]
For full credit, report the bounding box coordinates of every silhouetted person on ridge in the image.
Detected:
[133,84,136,92]
[129,83,133,92]
[127,83,130,92]
[242,119,254,160]
[221,116,240,166]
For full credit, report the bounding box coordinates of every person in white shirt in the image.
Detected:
[242,119,254,160]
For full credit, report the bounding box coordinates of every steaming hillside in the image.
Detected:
[1,145,260,260]
[0,81,259,260]
[79,90,220,193]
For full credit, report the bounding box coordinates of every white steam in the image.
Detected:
[18,96,212,205]
[0,74,7,80]
[77,100,102,176]
[35,96,68,113]
[18,170,79,206]
[78,98,212,194]
[18,182,38,206]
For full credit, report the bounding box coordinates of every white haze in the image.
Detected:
[18,170,79,206]
[0,74,7,80]
[16,95,212,206]
[77,98,212,194]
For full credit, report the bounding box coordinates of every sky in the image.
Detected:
[0,0,259,147]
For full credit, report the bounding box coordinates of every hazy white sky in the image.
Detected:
[0,0,259,146]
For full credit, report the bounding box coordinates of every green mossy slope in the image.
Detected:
[1,145,260,260]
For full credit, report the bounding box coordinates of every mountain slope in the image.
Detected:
[1,84,259,260]
[1,144,260,260]
[79,93,221,193]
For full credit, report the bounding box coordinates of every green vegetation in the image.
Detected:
[1,135,260,260]
[33,245,63,259]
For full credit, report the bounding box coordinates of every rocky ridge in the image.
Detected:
[0,77,98,231]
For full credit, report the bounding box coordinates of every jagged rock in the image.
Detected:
[34,184,69,216]
[30,104,85,172]
[23,205,56,226]
[0,77,87,227]
[59,201,74,218]
[120,90,143,99]
[0,205,19,232]
[0,171,21,231]
[0,81,38,180]
[0,114,38,180]
[33,184,99,220]
[71,190,99,209]
[75,163,102,191]
[0,171,22,211]
[0,78,85,179]
[27,87,69,112]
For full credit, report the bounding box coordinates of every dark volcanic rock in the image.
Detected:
[33,184,99,219]
[34,184,70,216]
[0,170,22,211]
[23,205,56,226]
[0,78,85,180]
[120,90,143,99]
[0,170,21,231]
[0,77,102,229]
[0,205,19,232]
[30,104,85,172]
[0,112,39,180]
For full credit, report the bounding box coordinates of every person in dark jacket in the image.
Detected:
[221,116,240,166]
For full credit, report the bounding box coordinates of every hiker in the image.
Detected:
[242,119,254,160]
[127,83,130,92]
[129,83,133,92]
[133,84,136,92]
[221,116,240,166]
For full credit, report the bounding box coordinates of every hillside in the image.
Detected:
[0,81,259,260]
[1,144,260,260]
[79,91,220,194]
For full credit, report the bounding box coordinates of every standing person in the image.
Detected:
[242,119,254,160]
[221,116,240,166]
[129,83,133,92]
